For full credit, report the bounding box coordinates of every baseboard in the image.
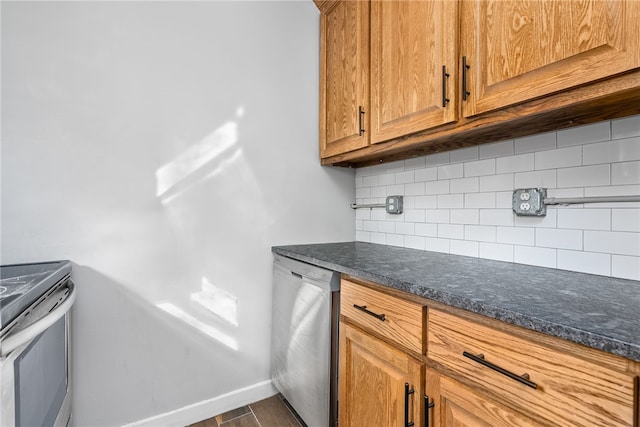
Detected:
[122,380,278,427]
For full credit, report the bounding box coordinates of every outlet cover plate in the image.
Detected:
[385,195,403,214]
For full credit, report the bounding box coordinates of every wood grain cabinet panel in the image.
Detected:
[370,0,458,144]
[427,309,637,427]
[426,369,544,427]
[461,0,640,117]
[319,0,370,158]
[341,278,425,355]
[339,322,424,427]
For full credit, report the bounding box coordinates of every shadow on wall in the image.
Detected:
[71,264,258,425]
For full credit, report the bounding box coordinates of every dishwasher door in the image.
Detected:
[271,254,339,427]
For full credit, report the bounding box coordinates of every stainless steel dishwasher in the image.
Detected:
[271,254,340,427]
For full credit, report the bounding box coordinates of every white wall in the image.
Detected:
[356,116,640,280]
[1,2,354,425]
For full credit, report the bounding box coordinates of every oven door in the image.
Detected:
[0,280,76,427]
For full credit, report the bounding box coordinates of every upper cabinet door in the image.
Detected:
[370,0,458,145]
[320,0,370,158]
[461,0,640,117]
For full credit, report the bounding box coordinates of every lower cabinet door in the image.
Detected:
[339,322,424,427]
[426,369,542,427]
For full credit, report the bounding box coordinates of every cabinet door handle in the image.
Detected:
[442,65,450,108]
[424,395,434,427]
[353,304,385,321]
[358,106,365,136]
[404,383,415,427]
[462,351,537,389]
[462,56,471,101]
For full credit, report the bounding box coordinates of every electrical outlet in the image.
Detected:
[512,188,547,216]
[385,195,403,214]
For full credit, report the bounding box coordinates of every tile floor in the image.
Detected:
[186,394,305,427]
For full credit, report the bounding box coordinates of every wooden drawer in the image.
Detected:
[427,309,637,427]
[340,279,424,354]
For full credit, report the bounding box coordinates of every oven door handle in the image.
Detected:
[0,279,77,357]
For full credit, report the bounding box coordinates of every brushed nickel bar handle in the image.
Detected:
[462,351,537,389]
[353,304,385,321]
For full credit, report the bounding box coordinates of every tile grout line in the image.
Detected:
[248,406,262,427]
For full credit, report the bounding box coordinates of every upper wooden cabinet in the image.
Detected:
[370,0,458,143]
[319,0,370,158]
[461,0,640,117]
[315,0,640,166]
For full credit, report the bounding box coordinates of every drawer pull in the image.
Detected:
[353,304,386,321]
[404,383,415,427]
[462,351,537,389]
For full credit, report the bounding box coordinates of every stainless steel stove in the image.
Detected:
[0,260,75,427]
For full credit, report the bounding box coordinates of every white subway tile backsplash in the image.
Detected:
[583,137,640,166]
[497,153,534,174]
[438,163,464,179]
[405,209,426,223]
[612,116,640,139]
[415,167,438,182]
[612,255,640,281]
[426,180,450,195]
[584,231,640,256]
[479,139,514,159]
[557,121,610,147]
[464,158,496,177]
[535,146,582,170]
[451,146,479,163]
[465,192,496,208]
[497,226,534,245]
[451,177,479,194]
[465,225,496,242]
[415,223,438,237]
[405,182,426,196]
[558,164,610,188]
[612,209,640,232]
[450,240,479,257]
[353,115,640,280]
[426,209,450,224]
[438,194,464,209]
[557,250,611,276]
[426,237,450,253]
[378,221,396,234]
[496,191,513,208]
[515,132,556,154]
[396,222,416,235]
[425,152,450,166]
[362,175,379,187]
[415,195,437,209]
[396,170,415,184]
[480,209,514,226]
[405,156,427,170]
[514,246,557,268]
[479,242,514,262]
[535,228,583,250]
[404,235,426,250]
[479,174,514,192]
[514,170,557,188]
[514,208,557,228]
[612,161,640,185]
[386,234,404,247]
[378,173,396,186]
[451,209,479,225]
[557,209,610,231]
[438,224,464,239]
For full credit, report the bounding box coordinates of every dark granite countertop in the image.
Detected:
[272,242,640,363]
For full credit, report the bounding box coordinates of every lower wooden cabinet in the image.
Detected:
[338,322,424,427]
[426,369,542,427]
